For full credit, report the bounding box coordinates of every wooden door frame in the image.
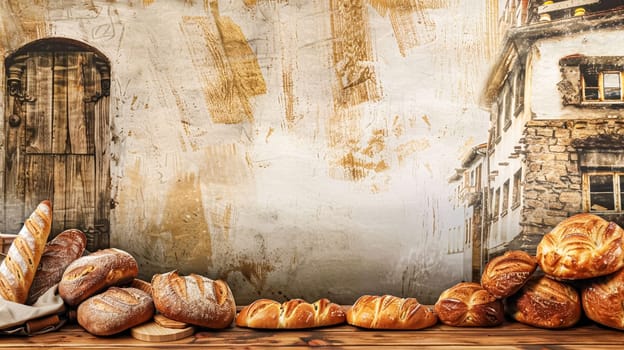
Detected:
[1,37,111,249]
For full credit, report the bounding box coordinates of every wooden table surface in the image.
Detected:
[2,319,624,349]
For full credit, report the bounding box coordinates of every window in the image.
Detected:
[512,169,521,209]
[493,188,500,220]
[475,164,482,191]
[503,79,513,130]
[514,68,524,117]
[583,172,624,212]
[582,67,623,102]
[501,180,510,216]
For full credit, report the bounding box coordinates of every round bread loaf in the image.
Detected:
[27,229,87,305]
[434,282,504,327]
[236,298,346,329]
[536,213,624,280]
[480,250,537,299]
[77,287,154,336]
[151,270,236,329]
[505,275,581,329]
[346,295,437,330]
[581,267,624,330]
[59,248,139,306]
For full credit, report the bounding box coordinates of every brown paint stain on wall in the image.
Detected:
[199,144,251,186]
[282,66,297,129]
[142,0,155,6]
[181,12,265,124]
[369,0,436,56]
[334,128,390,182]
[329,0,380,108]
[4,1,48,46]
[396,139,430,165]
[210,203,232,240]
[158,173,212,268]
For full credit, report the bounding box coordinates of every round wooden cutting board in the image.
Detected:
[131,321,195,342]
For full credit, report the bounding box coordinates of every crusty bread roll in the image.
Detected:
[536,213,624,280]
[130,278,152,296]
[26,229,87,305]
[505,275,581,329]
[77,287,154,336]
[236,298,346,329]
[480,250,537,299]
[59,248,138,306]
[434,282,504,327]
[151,270,236,329]
[346,295,437,330]
[0,200,52,303]
[581,267,624,330]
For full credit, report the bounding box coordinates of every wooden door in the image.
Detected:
[4,46,110,249]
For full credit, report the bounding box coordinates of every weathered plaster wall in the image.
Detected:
[0,0,493,304]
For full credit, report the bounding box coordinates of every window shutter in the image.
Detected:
[557,65,581,105]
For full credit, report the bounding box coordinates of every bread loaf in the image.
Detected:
[0,200,53,304]
[151,270,236,329]
[434,282,504,327]
[26,229,87,305]
[59,248,138,306]
[505,275,581,329]
[536,213,624,280]
[581,267,624,330]
[236,298,346,329]
[346,295,437,330]
[77,287,154,336]
[480,250,537,299]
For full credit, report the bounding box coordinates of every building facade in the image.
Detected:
[453,0,624,277]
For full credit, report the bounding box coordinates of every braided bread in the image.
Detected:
[536,213,624,280]
[347,295,437,330]
[0,201,53,303]
[434,282,504,327]
[236,298,346,329]
[481,250,537,299]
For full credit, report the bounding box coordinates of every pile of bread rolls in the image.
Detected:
[436,212,624,330]
[4,202,624,336]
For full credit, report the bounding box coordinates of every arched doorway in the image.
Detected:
[3,38,110,250]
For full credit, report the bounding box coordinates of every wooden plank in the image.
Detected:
[93,56,110,247]
[52,52,68,154]
[81,52,96,155]
[51,155,66,235]
[66,52,91,155]
[23,154,55,219]
[63,154,95,231]
[25,52,53,154]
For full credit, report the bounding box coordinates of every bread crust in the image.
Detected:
[27,229,87,305]
[59,248,138,306]
[0,200,53,303]
[77,287,154,336]
[434,282,504,327]
[581,267,624,330]
[346,295,437,330]
[151,270,236,329]
[536,213,624,280]
[481,250,537,299]
[236,298,346,329]
[505,275,581,329]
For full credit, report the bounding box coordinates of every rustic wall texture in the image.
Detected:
[0,0,494,304]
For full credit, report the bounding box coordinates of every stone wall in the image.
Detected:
[515,118,624,253]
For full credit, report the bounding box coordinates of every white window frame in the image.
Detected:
[583,171,624,212]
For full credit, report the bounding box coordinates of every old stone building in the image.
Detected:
[469,0,624,269]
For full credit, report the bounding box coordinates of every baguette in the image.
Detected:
[151,270,236,329]
[0,200,53,303]
[236,298,346,329]
[77,287,154,336]
[59,248,138,306]
[346,295,437,330]
[26,229,87,305]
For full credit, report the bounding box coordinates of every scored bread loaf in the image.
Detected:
[236,298,346,329]
[77,287,154,336]
[59,248,138,306]
[346,295,437,330]
[151,270,236,329]
[505,275,581,329]
[581,267,624,330]
[434,282,504,327]
[26,229,87,305]
[536,213,624,280]
[0,200,53,304]
[480,250,537,299]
